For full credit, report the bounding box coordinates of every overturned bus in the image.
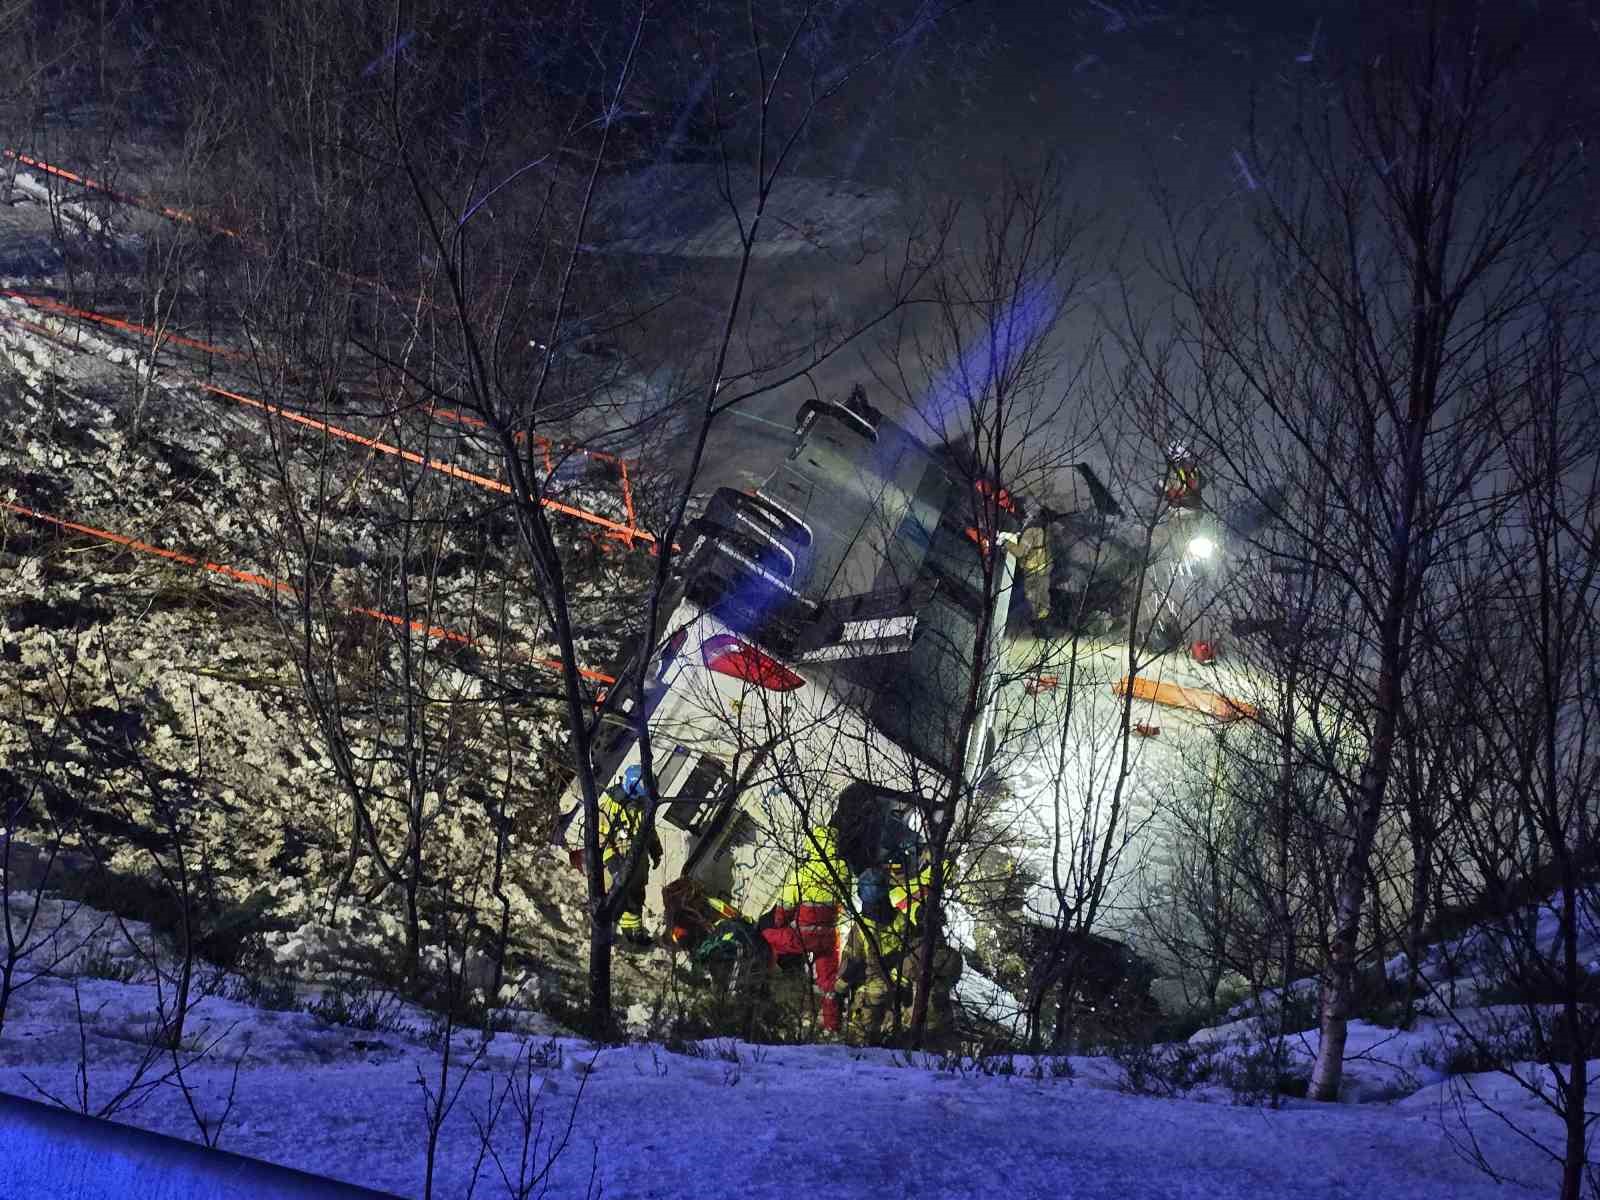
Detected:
[558,397,1021,927]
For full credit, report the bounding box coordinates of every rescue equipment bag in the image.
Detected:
[693,917,764,965]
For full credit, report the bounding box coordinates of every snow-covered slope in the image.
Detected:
[0,889,1584,1199]
[0,164,661,1013]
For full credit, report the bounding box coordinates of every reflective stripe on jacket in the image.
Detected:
[840,916,910,987]
[891,858,957,918]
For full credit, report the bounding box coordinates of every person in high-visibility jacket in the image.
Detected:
[1007,525,1053,632]
[893,861,964,1046]
[833,903,910,1044]
[1163,443,1203,511]
[597,765,663,949]
[834,858,963,1046]
[761,822,850,1032]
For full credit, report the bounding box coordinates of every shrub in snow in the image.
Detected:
[76,942,146,985]
[1218,1041,1311,1105]
[1111,1039,1221,1098]
[1110,1034,1315,1106]
[1419,1028,1540,1078]
[219,966,298,1013]
[303,975,415,1036]
[1419,1007,1600,1079]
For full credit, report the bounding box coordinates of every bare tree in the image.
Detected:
[349,0,955,1037]
[249,375,545,987]
[1427,307,1600,1200]
[1139,2,1596,1100]
[0,1,82,135]
[0,631,102,1039]
[1137,733,1267,1016]
[855,161,1146,1048]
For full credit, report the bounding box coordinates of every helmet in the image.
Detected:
[621,764,645,798]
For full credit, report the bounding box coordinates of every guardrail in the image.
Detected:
[0,1089,405,1199]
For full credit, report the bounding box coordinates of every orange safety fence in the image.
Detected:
[1112,675,1259,722]
[200,384,651,548]
[3,148,243,237]
[0,288,246,360]
[0,307,90,352]
[0,156,643,528]
[427,402,640,537]
[0,290,652,549]
[3,148,428,309]
[0,497,617,686]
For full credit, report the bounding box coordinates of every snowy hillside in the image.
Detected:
[1,888,1590,1198]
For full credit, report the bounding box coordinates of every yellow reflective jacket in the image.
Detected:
[598,788,662,863]
[778,824,849,908]
[839,914,912,987]
[1017,525,1050,575]
[891,858,956,920]
[840,905,960,992]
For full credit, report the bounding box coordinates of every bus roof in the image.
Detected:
[759,414,953,602]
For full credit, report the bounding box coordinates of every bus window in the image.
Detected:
[655,744,693,797]
[664,754,729,834]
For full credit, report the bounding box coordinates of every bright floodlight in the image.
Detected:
[1186,535,1216,560]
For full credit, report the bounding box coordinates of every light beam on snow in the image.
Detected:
[839,6,939,183]
[659,62,718,166]
[1296,18,1322,64]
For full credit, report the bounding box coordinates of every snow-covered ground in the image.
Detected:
[0,890,1588,1199]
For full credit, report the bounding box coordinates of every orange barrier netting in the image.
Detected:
[427,403,640,538]
[3,148,424,308]
[0,498,617,686]
[0,155,643,526]
[0,308,89,352]
[3,148,242,237]
[0,288,246,360]
[201,384,651,548]
[0,290,651,548]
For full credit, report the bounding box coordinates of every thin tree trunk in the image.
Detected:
[587,917,614,1040]
[1310,721,1400,1101]
[1559,868,1585,1200]
[1402,835,1431,1027]
[1310,389,1425,1099]
[1275,698,1296,1013]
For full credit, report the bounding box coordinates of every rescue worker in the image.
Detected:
[761,820,850,1033]
[843,382,883,429]
[834,856,964,1048]
[598,764,663,949]
[1008,524,1053,633]
[1163,442,1203,511]
[832,888,907,1046]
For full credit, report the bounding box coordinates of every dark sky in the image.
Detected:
[680,1,1349,492]
[854,0,1339,209]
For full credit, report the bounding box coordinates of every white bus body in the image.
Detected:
[561,404,1018,923]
